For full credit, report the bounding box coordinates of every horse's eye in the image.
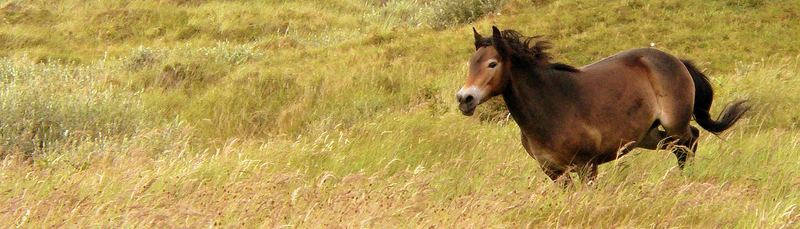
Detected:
[488,62,497,68]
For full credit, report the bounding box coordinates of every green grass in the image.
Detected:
[1,0,799,227]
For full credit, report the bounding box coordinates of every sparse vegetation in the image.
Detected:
[424,0,508,29]
[0,0,799,227]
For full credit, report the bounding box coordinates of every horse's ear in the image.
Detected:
[491,26,510,58]
[473,27,482,50]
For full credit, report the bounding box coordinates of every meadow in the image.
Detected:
[1,0,799,227]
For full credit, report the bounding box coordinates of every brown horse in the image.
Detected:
[457,26,749,183]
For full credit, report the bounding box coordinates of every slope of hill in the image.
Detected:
[1,0,799,227]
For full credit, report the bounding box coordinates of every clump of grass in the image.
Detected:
[0,58,145,157]
[364,0,507,30]
[125,46,163,71]
[718,57,800,129]
[476,99,511,123]
[179,72,303,138]
[121,42,261,90]
[160,0,209,6]
[197,42,262,65]
[423,0,507,29]
[364,0,428,29]
[0,1,57,25]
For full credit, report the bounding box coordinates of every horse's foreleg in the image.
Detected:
[542,164,595,186]
[524,133,573,185]
[576,164,598,184]
[541,165,571,186]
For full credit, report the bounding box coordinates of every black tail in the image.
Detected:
[682,60,750,134]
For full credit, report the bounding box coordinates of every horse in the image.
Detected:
[456,26,749,183]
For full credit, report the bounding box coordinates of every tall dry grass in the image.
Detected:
[1,0,799,227]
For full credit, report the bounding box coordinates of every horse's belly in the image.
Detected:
[523,129,607,169]
[522,122,648,168]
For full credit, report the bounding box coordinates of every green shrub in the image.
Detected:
[424,0,507,29]
[0,59,145,157]
[125,46,163,71]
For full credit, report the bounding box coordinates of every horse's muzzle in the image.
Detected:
[456,88,479,116]
[459,102,476,116]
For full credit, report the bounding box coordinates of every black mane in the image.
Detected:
[477,30,578,72]
[551,62,579,72]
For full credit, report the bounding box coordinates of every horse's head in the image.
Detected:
[457,26,511,116]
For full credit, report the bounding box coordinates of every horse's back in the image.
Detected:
[580,48,693,100]
[580,48,682,71]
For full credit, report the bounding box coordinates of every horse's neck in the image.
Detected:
[502,67,581,141]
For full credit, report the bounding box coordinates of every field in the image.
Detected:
[1,0,799,227]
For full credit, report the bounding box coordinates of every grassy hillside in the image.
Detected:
[1,0,799,227]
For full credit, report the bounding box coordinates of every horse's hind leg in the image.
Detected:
[637,126,669,150]
[661,123,699,169]
[636,120,700,169]
[638,125,698,169]
[672,126,700,169]
[640,53,700,168]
